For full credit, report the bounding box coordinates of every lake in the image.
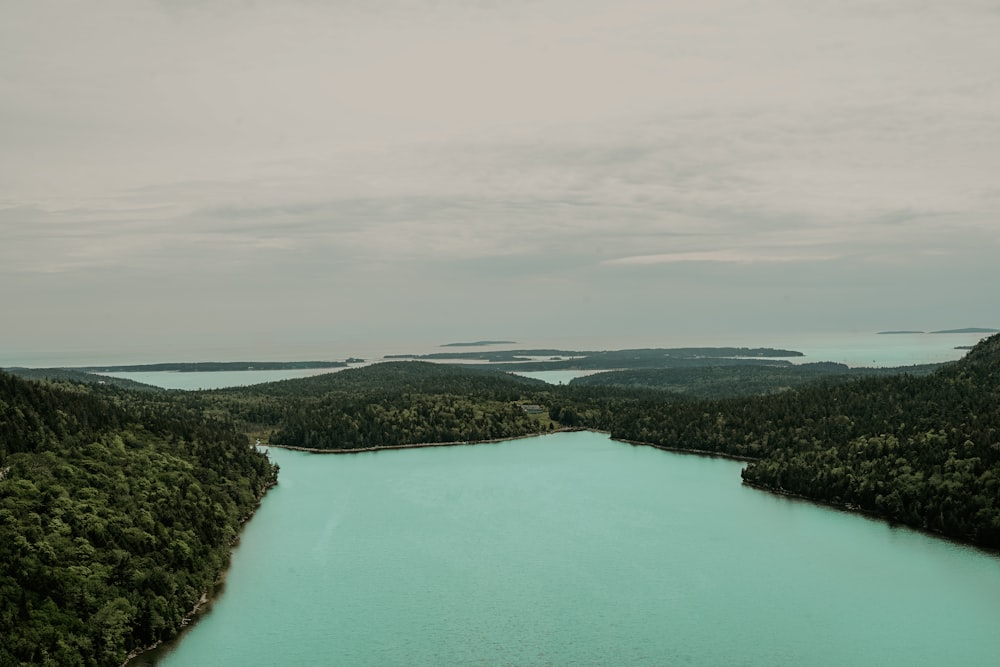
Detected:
[137,431,1000,666]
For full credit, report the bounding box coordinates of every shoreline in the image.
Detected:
[262,428,591,454]
[264,428,760,465]
[610,437,758,463]
[739,479,999,556]
[266,431,998,554]
[121,476,279,667]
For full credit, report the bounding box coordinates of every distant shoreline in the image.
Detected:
[877,327,998,335]
[441,340,518,347]
[73,360,361,373]
[263,429,758,464]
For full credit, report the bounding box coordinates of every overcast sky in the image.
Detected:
[2,0,999,362]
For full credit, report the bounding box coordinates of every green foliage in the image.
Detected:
[4,367,164,393]
[569,362,943,398]
[570,335,1000,547]
[0,372,276,666]
[190,362,555,450]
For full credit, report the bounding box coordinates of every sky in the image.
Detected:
[2,0,999,363]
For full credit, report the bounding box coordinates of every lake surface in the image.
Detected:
[139,431,1000,666]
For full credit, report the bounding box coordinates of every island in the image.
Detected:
[387,347,804,371]
[930,327,1000,334]
[72,360,354,373]
[440,340,518,347]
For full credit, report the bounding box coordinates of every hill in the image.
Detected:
[568,362,944,398]
[0,371,277,665]
[186,362,555,451]
[572,335,1000,547]
[3,367,164,392]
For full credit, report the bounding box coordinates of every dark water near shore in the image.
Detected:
[141,431,1000,666]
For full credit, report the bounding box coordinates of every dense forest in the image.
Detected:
[570,362,943,398]
[567,336,1000,546]
[4,335,1000,664]
[181,363,558,450]
[5,368,164,393]
[0,372,277,666]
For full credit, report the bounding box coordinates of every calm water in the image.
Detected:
[140,431,1000,666]
[87,331,986,390]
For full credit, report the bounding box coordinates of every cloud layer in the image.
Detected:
[2,0,999,360]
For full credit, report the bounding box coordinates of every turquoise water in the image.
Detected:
[140,431,1000,666]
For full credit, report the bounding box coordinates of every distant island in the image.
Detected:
[930,328,999,334]
[441,340,518,347]
[387,347,804,371]
[877,328,998,335]
[73,360,358,373]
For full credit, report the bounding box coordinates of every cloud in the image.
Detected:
[2,0,1000,357]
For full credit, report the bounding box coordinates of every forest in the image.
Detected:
[3,335,1000,665]
[0,372,277,666]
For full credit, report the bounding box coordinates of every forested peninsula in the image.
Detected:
[0,373,277,666]
[4,335,1000,665]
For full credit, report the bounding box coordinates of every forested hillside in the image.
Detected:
[574,335,1000,547]
[186,362,556,449]
[0,372,277,666]
[569,362,943,398]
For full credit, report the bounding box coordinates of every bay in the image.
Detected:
[140,431,1000,666]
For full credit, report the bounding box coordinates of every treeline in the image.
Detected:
[274,393,543,449]
[4,367,164,392]
[0,372,277,666]
[563,337,1000,547]
[569,362,944,399]
[186,362,555,449]
[73,361,352,373]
